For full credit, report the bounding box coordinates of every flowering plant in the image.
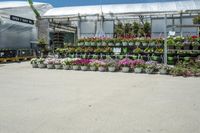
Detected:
[30,58,37,64]
[45,58,55,65]
[54,59,62,65]
[89,60,99,67]
[90,60,107,67]
[37,58,45,64]
[118,58,133,67]
[79,59,91,66]
[105,57,118,67]
[132,59,145,68]
[61,58,74,65]
[145,61,157,69]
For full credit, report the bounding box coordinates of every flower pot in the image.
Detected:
[98,66,106,72]
[55,64,62,69]
[132,55,138,60]
[184,57,190,61]
[108,43,114,46]
[32,64,38,68]
[108,67,116,72]
[85,42,90,46]
[159,69,168,75]
[135,42,140,46]
[115,43,121,46]
[90,66,97,71]
[78,42,84,46]
[63,65,70,70]
[97,43,102,46]
[149,42,155,46]
[134,67,143,73]
[145,68,154,74]
[38,64,46,69]
[47,64,55,69]
[122,42,128,46]
[90,42,96,46]
[72,65,80,70]
[142,42,148,47]
[121,67,130,73]
[151,56,159,61]
[81,66,88,71]
[129,42,134,46]
[102,42,107,46]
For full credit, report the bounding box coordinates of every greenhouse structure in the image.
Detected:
[0,0,200,66]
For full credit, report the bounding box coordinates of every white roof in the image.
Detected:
[43,0,200,18]
[0,1,49,9]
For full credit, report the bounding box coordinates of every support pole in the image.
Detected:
[180,12,183,37]
[164,14,168,65]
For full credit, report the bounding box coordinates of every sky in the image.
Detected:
[0,0,186,7]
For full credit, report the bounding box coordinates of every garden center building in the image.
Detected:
[0,0,200,48]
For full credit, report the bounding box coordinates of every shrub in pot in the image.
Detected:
[46,58,55,69]
[89,60,98,71]
[128,39,135,46]
[141,38,149,47]
[54,59,62,69]
[37,58,46,68]
[118,58,133,73]
[132,59,145,73]
[61,58,72,70]
[144,61,157,74]
[30,58,38,68]
[167,37,175,49]
[157,64,171,75]
[96,60,107,72]
[192,38,200,50]
[105,57,118,72]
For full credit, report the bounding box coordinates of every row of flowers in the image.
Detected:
[31,58,200,77]
[76,36,200,48]
[77,38,164,47]
[30,58,180,75]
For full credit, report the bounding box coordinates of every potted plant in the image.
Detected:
[133,47,143,54]
[105,57,118,72]
[37,58,46,68]
[79,59,91,71]
[132,59,145,73]
[61,58,72,70]
[114,38,122,46]
[192,37,200,50]
[122,38,128,46]
[89,60,98,71]
[118,58,133,73]
[97,60,107,72]
[135,38,141,46]
[149,39,157,46]
[128,39,135,46]
[157,64,171,75]
[156,38,164,47]
[141,38,149,47]
[107,38,114,46]
[77,39,84,46]
[174,36,184,50]
[144,61,157,74]
[54,59,62,69]
[46,58,55,69]
[30,58,38,68]
[167,37,175,49]
[71,59,81,70]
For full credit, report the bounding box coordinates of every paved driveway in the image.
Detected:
[0,62,200,133]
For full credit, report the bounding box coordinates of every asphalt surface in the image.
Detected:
[0,62,200,133]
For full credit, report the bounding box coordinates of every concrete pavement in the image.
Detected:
[0,62,200,133]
